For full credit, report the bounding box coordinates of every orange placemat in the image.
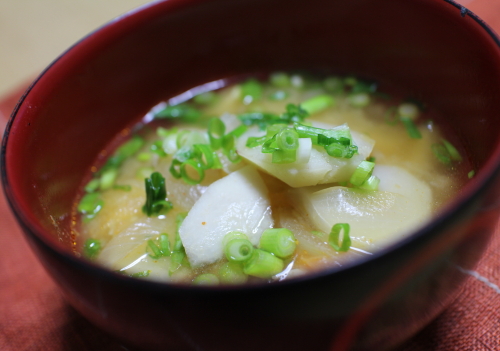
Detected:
[1,2,500,349]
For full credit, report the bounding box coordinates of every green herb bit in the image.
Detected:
[468,170,475,179]
[397,103,420,120]
[100,168,118,191]
[442,139,462,162]
[193,91,217,105]
[270,72,290,88]
[169,214,188,275]
[137,152,152,162]
[269,90,288,101]
[83,238,102,259]
[241,79,263,104]
[113,184,132,191]
[243,249,284,279]
[351,80,377,94]
[323,76,344,94]
[78,193,104,221]
[224,238,254,263]
[431,143,452,165]
[350,161,375,187]
[147,234,171,259]
[142,172,173,216]
[100,135,145,173]
[328,223,351,252]
[180,159,205,185]
[150,140,167,157]
[400,117,422,139]
[219,262,248,284]
[300,95,335,115]
[358,175,380,191]
[193,273,220,286]
[208,117,226,149]
[259,228,297,258]
[130,270,151,278]
[84,178,100,193]
[222,135,241,163]
[154,103,201,122]
[347,93,370,107]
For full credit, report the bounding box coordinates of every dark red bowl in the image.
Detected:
[3,0,500,350]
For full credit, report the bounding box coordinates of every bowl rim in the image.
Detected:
[2,0,500,294]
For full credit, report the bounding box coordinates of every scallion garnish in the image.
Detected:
[170,213,188,275]
[241,79,262,104]
[270,72,290,88]
[442,139,462,162]
[468,170,475,178]
[193,91,217,105]
[328,223,351,252]
[154,103,201,122]
[350,161,375,187]
[146,234,171,259]
[83,238,101,259]
[150,140,167,157]
[180,159,205,185]
[347,93,370,107]
[358,175,380,191]
[224,238,254,263]
[208,117,225,149]
[99,168,118,191]
[219,262,248,284]
[397,103,420,120]
[400,117,422,139]
[142,172,173,216]
[100,135,145,173]
[130,270,151,278]
[259,228,297,258]
[84,178,100,193]
[112,184,132,191]
[300,95,335,115]
[323,76,344,94]
[243,249,284,279]
[78,193,104,221]
[193,273,220,285]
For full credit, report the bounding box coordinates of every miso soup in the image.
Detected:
[74,73,469,285]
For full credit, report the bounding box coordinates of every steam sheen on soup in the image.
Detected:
[75,73,468,285]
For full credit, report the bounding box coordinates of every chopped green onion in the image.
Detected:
[290,74,304,88]
[276,128,299,151]
[142,172,173,216]
[83,238,101,259]
[154,103,201,122]
[180,159,205,185]
[350,161,375,186]
[246,135,267,148]
[147,234,171,259]
[348,93,370,107]
[300,95,335,115]
[272,149,296,164]
[358,175,380,191]
[269,90,288,101]
[323,76,344,94]
[150,140,167,157]
[259,228,297,258]
[243,249,284,279]
[84,178,100,193]
[468,170,475,178]
[224,238,254,263]
[208,118,225,149]
[397,103,420,120]
[270,72,290,88]
[328,223,351,252]
[432,143,452,165]
[147,239,163,259]
[442,139,462,162]
[222,135,241,163]
[193,273,219,285]
[227,124,248,138]
[241,79,262,104]
[78,193,104,220]
[400,117,422,139]
[351,80,377,94]
[170,218,188,275]
[223,231,249,247]
[130,270,150,278]
[219,262,248,284]
[193,91,217,105]
[193,144,216,170]
[100,135,144,173]
[112,184,131,191]
[137,152,152,162]
[100,168,118,191]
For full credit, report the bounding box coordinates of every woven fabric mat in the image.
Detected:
[1,2,499,350]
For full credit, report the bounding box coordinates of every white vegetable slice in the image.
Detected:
[294,166,432,248]
[236,123,374,188]
[179,165,273,267]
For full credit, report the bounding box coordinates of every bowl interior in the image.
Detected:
[3,0,500,273]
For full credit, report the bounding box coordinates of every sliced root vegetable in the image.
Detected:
[179,165,273,267]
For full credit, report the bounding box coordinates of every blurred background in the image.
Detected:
[0,0,494,100]
[0,0,154,97]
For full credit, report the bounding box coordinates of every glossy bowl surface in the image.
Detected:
[3,0,500,350]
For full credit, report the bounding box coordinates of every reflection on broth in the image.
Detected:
[74,73,469,285]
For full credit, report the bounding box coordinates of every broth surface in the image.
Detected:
[75,73,468,284]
